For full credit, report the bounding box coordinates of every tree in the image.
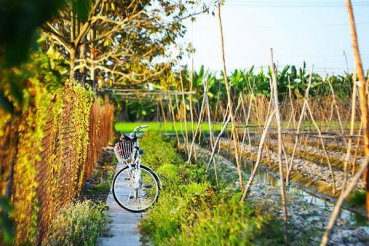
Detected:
[43,0,210,85]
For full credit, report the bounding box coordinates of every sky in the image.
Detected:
[180,0,369,75]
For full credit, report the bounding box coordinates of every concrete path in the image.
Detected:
[98,161,144,246]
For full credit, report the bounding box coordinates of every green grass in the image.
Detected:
[44,201,108,245]
[114,121,224,134]
[115,120,361,135]
[138,132,288,245]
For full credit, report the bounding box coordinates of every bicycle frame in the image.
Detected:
[113,125,162,211]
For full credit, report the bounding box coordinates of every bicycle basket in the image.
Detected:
[114,137,136,161]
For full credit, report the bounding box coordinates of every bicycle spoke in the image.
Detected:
[113,165,159,212]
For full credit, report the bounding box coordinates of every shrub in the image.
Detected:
[44,200,108,245]
[138,130,286,245]
[140,132,181,169]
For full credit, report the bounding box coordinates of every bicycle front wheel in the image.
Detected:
[112,164,159,213]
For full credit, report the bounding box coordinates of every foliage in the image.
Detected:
[0,198,15,245]
[11,76,51,244]
[0,49,114,244]
[115,64,355,123]
[138,130,285,245]
[43,0,212,82]
[140,131,181,169]
[44,200,108,246]
[0,50,68,113]
[0,0,65,66]
[348,189,366,206]
[0,0,90,113]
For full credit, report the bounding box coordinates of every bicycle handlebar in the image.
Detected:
[133,125,149,133]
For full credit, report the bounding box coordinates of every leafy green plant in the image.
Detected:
[348,189,366,206]
[0,198,15,245]
[138,130,286,245]
[140,132,181,169]
[44,200,108,246]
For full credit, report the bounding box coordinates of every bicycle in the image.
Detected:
[112,125,161,213]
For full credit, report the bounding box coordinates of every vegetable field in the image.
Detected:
[1,0,369,246]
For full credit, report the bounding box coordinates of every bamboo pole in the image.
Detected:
[346,0,369,217]
[188,82,207,164]
[245,93,253,149]
[286,76,296,129]
[328,78,347,146]
[176,93,187,151]
[168,92,180,148]
[189,65,197,161]
[180,71,190,154]
[305,102,337,194]
[240,94,248,145]
[241,110,276,201]
[286,67,313,186]
[206,99,242,171]
[343,71,357,188]
[320,157,369,246]
[204,83,218,184]
[352,123,362,174]
[159,99,168,134]
[217,3,244,191]
[270,49,288,244]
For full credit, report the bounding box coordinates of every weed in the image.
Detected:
[44,200,108,246]
[348,189,366,206]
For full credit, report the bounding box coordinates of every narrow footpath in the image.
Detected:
[98,161,144,246]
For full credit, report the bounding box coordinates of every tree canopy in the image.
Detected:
[43,0,211,85]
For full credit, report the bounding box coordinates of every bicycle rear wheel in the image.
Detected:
[112,164,159,213]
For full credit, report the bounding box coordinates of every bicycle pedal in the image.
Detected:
[143,184,152,188]
[123,177,130,180]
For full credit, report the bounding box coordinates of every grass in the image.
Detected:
[114,121,225,134]
[44,201,108,245]
[138,131,289,245]
[115,120,361,135]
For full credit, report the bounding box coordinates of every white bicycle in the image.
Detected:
[113,125,161,213]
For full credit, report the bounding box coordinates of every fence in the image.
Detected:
[0,83,114,245]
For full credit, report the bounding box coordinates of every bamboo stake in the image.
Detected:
[286,67,314,186]
[217,3,244,191]
[286,76,296,129]
[189,66,197,161]
[188,82,207,164]
[168,93,180,148]
[206,99,242,171]
[240,94,248,145]
[343,71,357,188]
[180,71,190,155]
[159,99,168,134]
[176,93,186,146]
[328,78,347,146]
[305,102,337,194]
[241,109,276,201]
[204,84,218,184]
[270,49,288,244]
[346,0,369,217]
[320,157,369,246]
[245,93,253,149]
[352,120,363,174]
